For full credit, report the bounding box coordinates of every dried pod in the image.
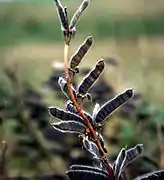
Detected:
[113,148,127,180]
[95,89,133,124]
[54,0,68,31]
[134,170,164,180]
[93,156,103,169]
[48,106,85,125]
[77,60,105,96]
[83,138,101,158]
[99,134,107,153]
[66,100,94,126]
[123,144,143,169]
[67,165,108,180]
[52,120,86,134]
[58,77,77,100]
[69,0,90,30]
[69,36,93,73]
[66,100,77,114]
[92,103,101,119]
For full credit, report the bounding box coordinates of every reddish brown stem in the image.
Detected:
[64,43,114,179]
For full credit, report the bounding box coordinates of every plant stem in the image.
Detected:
[64,43,114,179]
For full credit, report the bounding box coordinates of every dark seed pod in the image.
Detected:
[54,0,68,31]
[93,156,103,169]
[58,77,77,100]
[123,144,143,169]
[66,100,94,126]
[66,100,77,114]
[92,103,101,119]
[82,138,101,158]
[77,60,105,96]
[113,148,127,180]
[95,89,134,124]
[69,165,108,177]
[134,170,164,180]
[69,0,90,30]
[52,120,86,134]
[67,165,108,180]
[98,134,107,153]
[48,106,85,125]
[69,36,93,73]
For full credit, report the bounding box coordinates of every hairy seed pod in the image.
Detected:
[69,0,90,30]
[48,107,85,125]
[95,89,133,124]
[52,120,86,134]
[92,103,101,119]
[77,60,105,96]
[66,100,94,126]
[124,144,143,169]
[58,77,77,100]
[99,134,107,153]
[69,36,93,73]
[113,148,127,180]
[67,165,109,180]
[134,170,164,180]
[83,138,101,158]
[54,0,68,31]
[65,100,77,114]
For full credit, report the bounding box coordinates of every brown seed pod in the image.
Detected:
[58,77,77,100]
[69,36,93,73]
[77,60,105,96]
[113,148,127,180]
[54,0,69,31]
[48,106,85,125]
[95,89,134,124]
[124,144,143,169]
[52,120,87,134]
[83,137,101,158]
[69,0,90,30]
[66,100,94,126]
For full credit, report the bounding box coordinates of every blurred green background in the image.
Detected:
[0,0,164,179]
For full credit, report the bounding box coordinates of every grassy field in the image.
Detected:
[1,1,164,46]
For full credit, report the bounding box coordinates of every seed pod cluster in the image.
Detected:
[112,144,144,179]
[54,0,90,41]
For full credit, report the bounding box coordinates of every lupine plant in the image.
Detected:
[49,0,164,179]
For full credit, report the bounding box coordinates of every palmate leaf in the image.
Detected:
[69,0,90,30]
[48,106,85,125]
[95,89,133,124]
[51,120,87,134]
[77,60,105,96]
